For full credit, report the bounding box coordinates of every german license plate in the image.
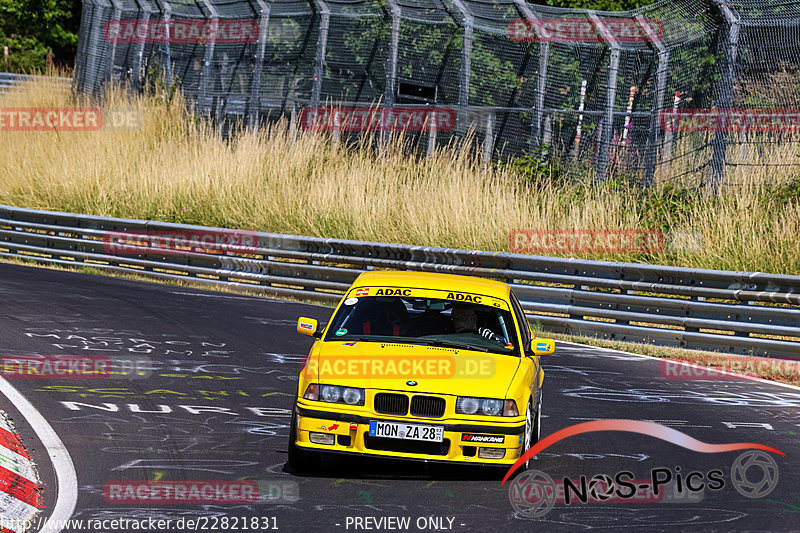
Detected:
[369,420,444,442]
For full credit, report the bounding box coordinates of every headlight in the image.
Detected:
[308,384,365,406]
[456,396,511,416]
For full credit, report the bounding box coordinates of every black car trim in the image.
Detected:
[296,406,525,435]
[293,443,515,468]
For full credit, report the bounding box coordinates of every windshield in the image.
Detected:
[324,295,521,356]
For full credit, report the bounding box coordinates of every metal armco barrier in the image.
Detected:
[0,73,72,93]
[1,204,799,357]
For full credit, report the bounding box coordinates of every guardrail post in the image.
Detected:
[451,0,473,136]
[311,0,331,108]
[710,0,740,194]
[636,14,668,188]
[590,12,620,183]
[248,0,271,130]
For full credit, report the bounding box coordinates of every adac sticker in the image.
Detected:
[356,288,369,297]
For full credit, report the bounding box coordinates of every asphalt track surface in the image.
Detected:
[0,261,798,533]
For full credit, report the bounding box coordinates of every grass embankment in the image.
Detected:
[1,76,800,273]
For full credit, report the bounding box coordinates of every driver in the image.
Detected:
[451,304,506,344]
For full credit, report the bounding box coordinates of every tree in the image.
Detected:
[0,0,80,71]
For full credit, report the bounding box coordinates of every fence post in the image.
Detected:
[451,0,473,135]
[589,12,620,183]
[385,0,400,107]
[108,0,123,81]
[199,0,219,116]
[248,0,271,130]
[81,0,112,96]
[311,0,331,108]
[513,0,548,149]
[636,14,669,188]
[153,0,173,85]
[132,0,151,91]
[382,0,400,147]
[483,112,494,165]
[427,113,437,157]
[710,0,740,194]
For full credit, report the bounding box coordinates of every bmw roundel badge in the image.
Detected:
[406,380,418,386]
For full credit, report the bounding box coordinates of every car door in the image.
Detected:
[509,290,542,407]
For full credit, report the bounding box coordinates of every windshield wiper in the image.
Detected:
[332,335,490,352]
[415,339,490,352]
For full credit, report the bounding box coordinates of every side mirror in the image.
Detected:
[530,338,555,355]
[297,317,320,338]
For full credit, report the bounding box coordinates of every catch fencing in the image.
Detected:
[72,0,800,188]
[1,204,799,357]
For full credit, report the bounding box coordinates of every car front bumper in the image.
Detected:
[294,404,526,466]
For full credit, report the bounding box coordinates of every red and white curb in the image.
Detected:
[0,411,42,533]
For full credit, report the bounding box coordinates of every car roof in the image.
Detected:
[352,270,511,300]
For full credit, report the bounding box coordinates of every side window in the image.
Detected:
[509,291,531,350]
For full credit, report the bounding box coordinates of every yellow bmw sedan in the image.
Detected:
[289,270,554,471]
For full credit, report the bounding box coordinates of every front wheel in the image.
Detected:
[522,393,542,470]
[288,408,321,473]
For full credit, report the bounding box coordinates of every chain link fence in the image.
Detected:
[74,0,800,187]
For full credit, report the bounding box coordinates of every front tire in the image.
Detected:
[288,408,321,473]
[522,392,542,470]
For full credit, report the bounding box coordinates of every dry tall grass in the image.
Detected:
[1,76,799,274]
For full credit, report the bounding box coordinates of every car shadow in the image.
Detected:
[281,453,509,481]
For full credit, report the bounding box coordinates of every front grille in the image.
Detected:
[410,395,446,418]
[364,435,450,456]
[374,393,409,415]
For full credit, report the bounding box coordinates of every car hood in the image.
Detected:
[309,340,521,398]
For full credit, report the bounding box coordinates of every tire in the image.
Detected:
[522,400,533,470]
[532,390,542,446]
[522,392,542,470]
[288,406,321,473]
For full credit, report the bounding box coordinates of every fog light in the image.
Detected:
[478,447,505,459]
[309,432,335,445]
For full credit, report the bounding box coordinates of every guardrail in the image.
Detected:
[0,73,72,93]
[1,204,799,357]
